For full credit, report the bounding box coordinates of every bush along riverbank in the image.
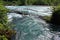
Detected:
[0,4,16,40]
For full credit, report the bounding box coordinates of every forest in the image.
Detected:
[0,0,60,6]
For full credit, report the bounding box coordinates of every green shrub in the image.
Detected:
[0,4,9,24]
[0,23,5,30]
[0,35,8,40]
[52,6,60,11]
[0,4,16,40]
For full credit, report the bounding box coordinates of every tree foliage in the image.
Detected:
[1,0,60,6]
[0,2,16,40]
[0,5,8,24]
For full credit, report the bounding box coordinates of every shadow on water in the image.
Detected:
[49,24,60,40]
[49,24,60,32]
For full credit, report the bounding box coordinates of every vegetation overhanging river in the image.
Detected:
[7,6,60,40]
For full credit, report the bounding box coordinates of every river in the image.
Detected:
[6,6,60,40]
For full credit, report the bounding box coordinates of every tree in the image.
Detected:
[0,4,8,24]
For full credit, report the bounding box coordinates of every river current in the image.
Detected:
[6,6,60,40]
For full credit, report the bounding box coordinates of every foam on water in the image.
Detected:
[6,6,52,16]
